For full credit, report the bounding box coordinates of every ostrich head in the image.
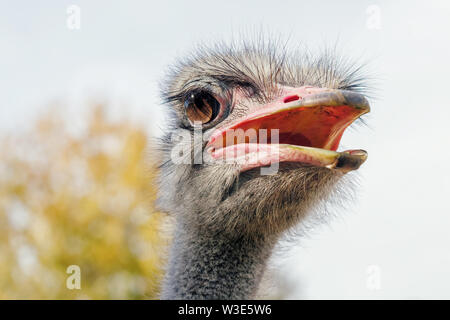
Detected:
[157,39,370,299]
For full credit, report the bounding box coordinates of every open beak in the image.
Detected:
[206,87,370,173]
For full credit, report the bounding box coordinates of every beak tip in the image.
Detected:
[335,149,368,172]
[340,90,370,112]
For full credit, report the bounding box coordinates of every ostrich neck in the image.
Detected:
[161,219,274,299]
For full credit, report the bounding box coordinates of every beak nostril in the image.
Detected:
[283,95,300,103]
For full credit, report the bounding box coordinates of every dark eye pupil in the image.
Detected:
[185,91,220,125]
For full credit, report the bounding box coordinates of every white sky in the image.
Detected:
[1,0,450,299]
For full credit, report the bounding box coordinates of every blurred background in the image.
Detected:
[1,0,449,299]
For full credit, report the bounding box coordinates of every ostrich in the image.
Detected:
[157,39,370,299]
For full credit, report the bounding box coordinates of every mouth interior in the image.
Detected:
[206,92,369,172]
[209,104,365,152]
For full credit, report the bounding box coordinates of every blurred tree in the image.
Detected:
[0,105,168,299]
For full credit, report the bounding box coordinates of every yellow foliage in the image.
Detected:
[0,106,168,299]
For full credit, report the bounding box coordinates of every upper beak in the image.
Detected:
[286,89,370,110]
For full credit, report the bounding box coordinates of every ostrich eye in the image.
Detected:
[184,91,220,125]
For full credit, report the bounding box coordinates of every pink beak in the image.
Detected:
[207,86,370,172]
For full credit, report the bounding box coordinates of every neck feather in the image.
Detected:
[161,219,274,299]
